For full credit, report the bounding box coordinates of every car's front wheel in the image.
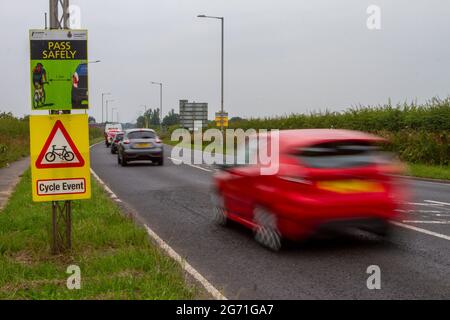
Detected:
[253,206,282,251]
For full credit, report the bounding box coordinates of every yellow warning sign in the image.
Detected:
[30,114,91,202]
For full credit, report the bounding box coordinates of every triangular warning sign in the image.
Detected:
[35,120,85,169]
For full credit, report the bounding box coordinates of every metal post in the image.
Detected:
[102,94,104,123]
[51,201,72,254]
[49,0,72,254]
[220,17,224,135]
[106,100,109,123]
[160,83,163,132]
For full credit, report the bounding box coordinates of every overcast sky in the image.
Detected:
[1,0,450,123]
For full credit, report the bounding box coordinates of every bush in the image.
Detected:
[228,98,450,165]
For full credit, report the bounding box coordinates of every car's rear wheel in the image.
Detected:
[253,206,282,251]
[211,193,228,226]
[120,154,127,167]
[155,157,164,166]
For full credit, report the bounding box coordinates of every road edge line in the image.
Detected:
[390,221,450,241]
[89,144,227,300]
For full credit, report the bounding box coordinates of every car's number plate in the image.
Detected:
[316,180,384,193]
[135,143,152,148]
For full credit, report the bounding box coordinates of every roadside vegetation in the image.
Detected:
[227,98,450,167]
[0,169,197,299]
[0,113,29,168]
[0,113,105,168]
[162,98,450,179]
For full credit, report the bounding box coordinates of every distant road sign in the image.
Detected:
[215,112,229,127]
[30,114,91,202]
[30,29,89,111]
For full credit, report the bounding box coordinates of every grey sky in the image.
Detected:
[1,0,450,123]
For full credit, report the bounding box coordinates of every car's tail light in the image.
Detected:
[123,139,130,144]
[72,73,79,88]
[155,137,161,143]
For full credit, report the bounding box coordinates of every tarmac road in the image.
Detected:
[91,143,450,299]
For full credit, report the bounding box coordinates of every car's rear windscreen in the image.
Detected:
[128,131,156,139]
[296,141,381,169]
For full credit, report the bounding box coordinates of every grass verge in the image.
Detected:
[407,163,450,181]
[0,169,197,299]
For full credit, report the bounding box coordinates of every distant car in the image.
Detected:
[212,129,409,251]
[104,123,123,147]
[117,129,163,166]
[110,132,124,154]
[71,63,88,109]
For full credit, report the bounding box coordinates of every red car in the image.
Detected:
[212,129,409,251]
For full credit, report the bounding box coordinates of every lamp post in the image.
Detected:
[111,108,117,123]
[150,81,163,132]
[197,14,224,134]
[105,99,114,123]
[102,93,111,123]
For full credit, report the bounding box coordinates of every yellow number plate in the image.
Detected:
[135,143,151,148]
[316,180,384,194]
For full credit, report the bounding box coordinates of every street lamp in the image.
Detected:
[111,107,117,123]
[102,93,111,123]
[197,14,225,133]
[105,99,114,123]
[150,82,163,132]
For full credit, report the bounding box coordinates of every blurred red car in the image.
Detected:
[212,129,409,251]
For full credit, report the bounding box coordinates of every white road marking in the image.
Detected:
[90,144,225,300]
[168,157,213,172]
[424,200,450,206]
[391,221,450,241]
[402,220,450,224]
[144,225,227,300]
[396,209,442,213]
[404,202,443,207]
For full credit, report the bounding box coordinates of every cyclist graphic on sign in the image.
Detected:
[45,145,75,163]
[32,63,49,108]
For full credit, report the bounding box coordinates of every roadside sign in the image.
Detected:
[30,114,91,202]
[215,112,229,127]
[30,29,88,110]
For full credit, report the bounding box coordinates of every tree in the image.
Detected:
[136,108,160,128]
[88,116,96,124]
[162,109,180,126]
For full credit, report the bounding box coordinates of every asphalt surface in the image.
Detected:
[91,143,450,299]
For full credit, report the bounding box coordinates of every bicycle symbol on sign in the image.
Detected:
[45,145,75,162]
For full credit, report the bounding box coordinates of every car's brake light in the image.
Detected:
[123,140,130,144]
[155,138,161,143]
[72,73,79,88]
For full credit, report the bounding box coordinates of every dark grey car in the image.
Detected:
[117,129,164,166]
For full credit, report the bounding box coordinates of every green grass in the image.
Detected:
[0,169,197,299]
[0,113,29,168]
[407,163,450,181]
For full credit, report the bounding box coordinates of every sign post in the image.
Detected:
[29,1,90,254]
[30,114,91,253]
